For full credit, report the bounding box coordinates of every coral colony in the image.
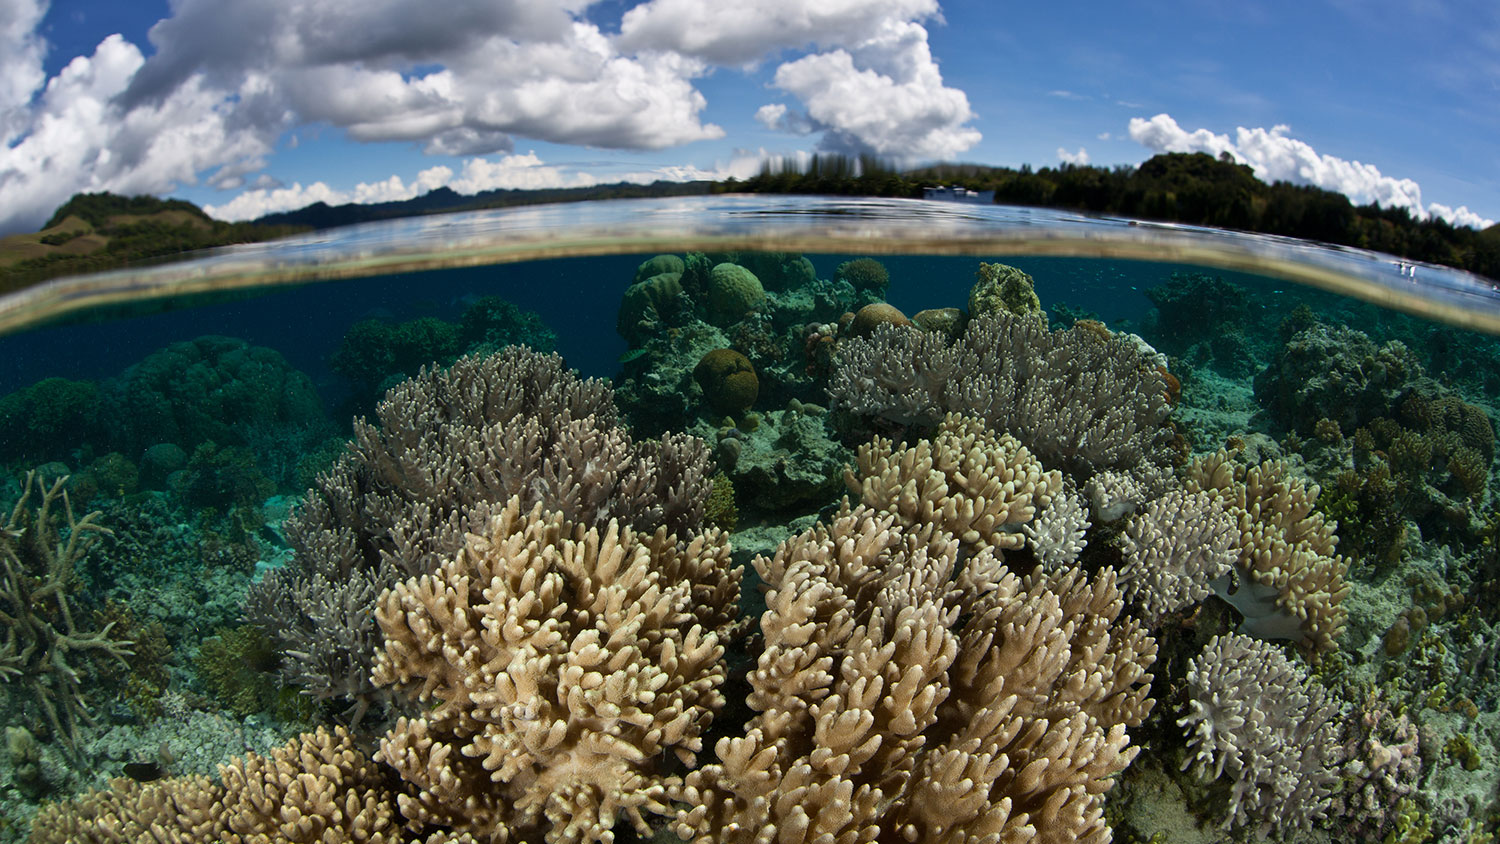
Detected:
[3,253,1500,843]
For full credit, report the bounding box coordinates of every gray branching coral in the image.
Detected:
[0,471,132,749]
[1179,633,1343,837]
[829,311,1174,474]
[1117,488,1240,619]
[245,346,713,717]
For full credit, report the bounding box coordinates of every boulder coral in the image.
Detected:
[968,262,1043,321]
[618,271,685,343]
[847,302,910,337]
[693,349,758,418]
[706,262,766,326]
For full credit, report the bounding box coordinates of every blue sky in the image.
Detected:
[2,0,1495,233]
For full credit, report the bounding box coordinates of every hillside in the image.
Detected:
[253,180,716,229]
[0,193,308,294]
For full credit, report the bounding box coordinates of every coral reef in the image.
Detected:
[834,257,888,295]
[1117,488,1240,621]
[829,311,1175,474]
[968,261,1043,321]
[99,336,330,479]
[1178,633,1342,837]
[1185,450,1352,654]
[1254,322,1423,437]
[706,403,849,517]
[706,262,766,326]
[245,347,712,718]
[693,348,758,418]
[28,727,399,843]
[0,473,133,750]
[372,496,742,843]
[847,412,1063,554]
[674,500,1157,844]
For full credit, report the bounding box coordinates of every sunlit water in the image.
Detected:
[1,196,1498,843]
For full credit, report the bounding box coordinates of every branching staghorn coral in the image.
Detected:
[245,347,713,717]
[1185,450,1352,653]
[1178,633,1343,838]
[829,312,1174,474]
[372,496,742,844]
[846,412,1063,554]
[673,502,1157,844]
[28,727,406,843]
[0,471,132,750]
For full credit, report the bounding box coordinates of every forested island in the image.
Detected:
[727,152,1500,282]
[5,152,1497,291]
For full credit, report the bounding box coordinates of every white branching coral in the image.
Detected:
[1178,633,1343,837]
[371,496,742,844]
[1117,488,1239,619]
[1022,484,1091,569]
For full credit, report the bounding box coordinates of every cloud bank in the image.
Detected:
[1128,113,1493,229]
[0,0,982,234]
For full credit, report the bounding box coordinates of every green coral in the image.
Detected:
[968,262,1042,321]
[632,254,685,284]
[618,271,685,343]
[704,472,738,532]
[1446,734,1483,772]
[836,257,890,294]
[195,624,313,722]
[706,262,766,326]
[0,377,102,464]
[1383,797,1434,844]
[694,349,758,418]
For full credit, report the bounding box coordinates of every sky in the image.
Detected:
[1,0,1497,235]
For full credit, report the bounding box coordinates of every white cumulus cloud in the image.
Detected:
[617,0,940,66]
[766,19,980,162]
[1058,146,1089,165]
[1127,113,1493,229]
[0,0,730,234]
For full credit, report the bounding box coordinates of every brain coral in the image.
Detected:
[968,262,1042,320]
[618,271,684,343]
[848,302,910,337]
[633,254,685,284]
[706,262,765,326]
[835,257,890,294]
[693,349,758,417]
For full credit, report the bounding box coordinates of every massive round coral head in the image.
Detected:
[693,348,758,417]
[848,302,910,337]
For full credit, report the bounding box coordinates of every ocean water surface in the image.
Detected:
[1,196,1498,843]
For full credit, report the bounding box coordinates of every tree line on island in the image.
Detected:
[726,151,1500,282]
[5,151,1497,291]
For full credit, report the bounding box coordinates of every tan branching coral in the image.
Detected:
[1185,450,1351,653]
[28,727,401,843]
[673,503,1156,844]
[1,471,132,750]
[246,347,713,717]
[847,412,1063,553]
[371,496,742,844]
